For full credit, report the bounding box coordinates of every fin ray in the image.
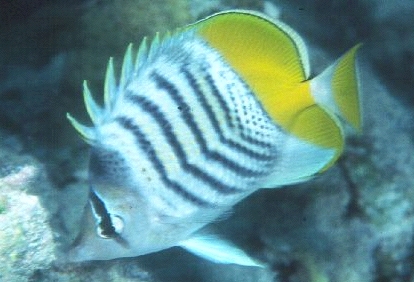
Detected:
[135,37,148,71]
[83,80,102,124]
[260,105,343,188]
[311,44,363,131]
[193,10,310,82]
[332,44,363,131]
[192,10,312,132]
[148,33,160,61]
[104,57,116,112]
[179,234,264,267]
[66,113,95,143]
[120,43,134,91]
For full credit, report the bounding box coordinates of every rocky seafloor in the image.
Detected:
[1,0,414,281]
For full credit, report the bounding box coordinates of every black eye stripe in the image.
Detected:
[89,189,117,238]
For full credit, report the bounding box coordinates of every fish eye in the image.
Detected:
[89,190,125,239]
[96,214,124,239]
[110,214,124,234]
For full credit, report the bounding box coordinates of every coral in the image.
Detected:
[0,133,56,281]
[345,64,414,281]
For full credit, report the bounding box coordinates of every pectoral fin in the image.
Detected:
[179,234,264,267]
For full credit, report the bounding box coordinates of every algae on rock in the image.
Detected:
[0,138,56,282]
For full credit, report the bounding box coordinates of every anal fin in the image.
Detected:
[260,105,343,188]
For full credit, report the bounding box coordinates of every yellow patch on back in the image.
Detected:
[195,11,307,84]
[193,11,335,149]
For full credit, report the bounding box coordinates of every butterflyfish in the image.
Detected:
[66,10,362,266]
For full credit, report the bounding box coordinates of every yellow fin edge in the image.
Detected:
[289,104,344,171]
[332,44,363,132]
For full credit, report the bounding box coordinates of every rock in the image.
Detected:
[0,134,56,281]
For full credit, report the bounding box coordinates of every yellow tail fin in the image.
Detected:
[311,44,363,132]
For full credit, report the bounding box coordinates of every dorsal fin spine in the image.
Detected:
[83,80,102,124]
[135,37,148,71]
[66,113,95,143]
[148,33,160,61]
[119,43,134,92]
[104,57,116,113]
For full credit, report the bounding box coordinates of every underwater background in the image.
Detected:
[0,0,413,281]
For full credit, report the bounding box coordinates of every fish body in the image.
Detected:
[67,10,362,265]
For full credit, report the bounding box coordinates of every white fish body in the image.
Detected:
[66,10,362,266]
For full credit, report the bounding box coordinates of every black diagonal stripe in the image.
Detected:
[116,116,214,207]
[89,189,129,246]
[203,71,275,148]
[125,93,244,194]
[203,70,234,129]
[89,189,117,237]
[181,67,273,162]
[150,71,266,178]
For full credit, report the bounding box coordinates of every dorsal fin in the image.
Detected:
[192,11,316,136]
[193,10,310,82]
